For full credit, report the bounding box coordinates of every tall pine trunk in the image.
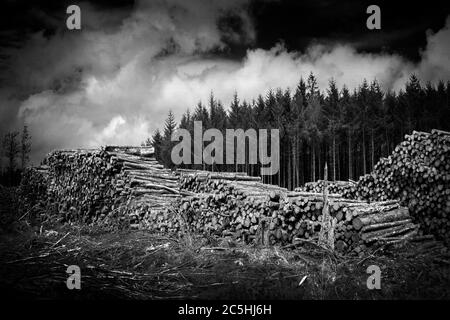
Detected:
[312,144,316,182]
[332,132,336,181]
[288,147,292,190]
[385,128,390,156]
[318,143,321,181]
[371,128,375,170]
[348,128,352,180]
[292,137,297,189]
[362,127,367,174]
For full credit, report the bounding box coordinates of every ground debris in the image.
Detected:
[0,223,449,299]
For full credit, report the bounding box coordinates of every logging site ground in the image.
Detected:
[0,215,449,300]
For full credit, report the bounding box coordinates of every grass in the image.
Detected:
[1,186,450,300]
[0,223,449,299]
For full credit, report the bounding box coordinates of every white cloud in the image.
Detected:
[417,16,450,83]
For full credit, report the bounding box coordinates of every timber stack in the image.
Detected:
[18,146,183,232]
[355,129,450,241]
[295,180,357,199]
[177,169,419,253]
[177,169,287,244]
[278,193,417,253]
[17,131,439,253]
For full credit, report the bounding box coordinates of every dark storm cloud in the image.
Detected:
[0,0,256,163]
[251,0,450,60]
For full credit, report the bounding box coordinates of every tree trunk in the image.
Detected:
[348,128,352,180]
[294,137,297,188]
[332,132,336,181]
[362,127,367,174]
[288,145,292,190]
[297,138,301,186]
[385,128,389,156]
[318,144,321,181]
[371,128,375,170]
[336,140,340,181]
[312,144,316,182]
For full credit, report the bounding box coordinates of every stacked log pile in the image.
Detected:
[19,146,183,231]
[105,148,183,232]
[177,169,287,243]
[355,130,450,241]
[18,135,436,253]
[278,194,417,252]
[177,170,418,252]
[295,180,357,199]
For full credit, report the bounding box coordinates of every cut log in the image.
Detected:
[352,208,410,231]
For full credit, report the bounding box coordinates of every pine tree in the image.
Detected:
[340,86,356,180]
[304,95,323,181]
[163,110,176,139]
[207,93,227,171]
[161,111,177,168]
[151,129,163,162]
[179,109,191,130]
[402,74,423,131]
[306,72,319,100]
[209,96,227,130]
[324,79,340,180]
[382,90,397,156]
[264,90,277,128]
[290,80,307,186]
[436,80,448,129]
[228,92,242,128]
[193,102,209,126]
[356,79,370,175]
[297,77,308,109]
[367,80,383,169]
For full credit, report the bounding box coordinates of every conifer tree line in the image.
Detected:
[0,126,31,186]
[145,73,450,190]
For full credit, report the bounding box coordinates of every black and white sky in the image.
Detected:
[0,0,449,163]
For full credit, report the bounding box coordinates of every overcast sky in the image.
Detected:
[0,0,449,163]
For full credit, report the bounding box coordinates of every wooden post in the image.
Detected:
[319,163,335,250]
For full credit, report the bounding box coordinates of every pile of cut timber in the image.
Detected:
[355,130,450,241]
[177,169,418,252]
[19,146,183,231]
[279,193,417,253]
[18,141,429,254]
[177,169,287,243]
[295,180,357,199]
